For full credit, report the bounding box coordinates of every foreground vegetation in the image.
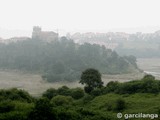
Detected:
[1,74,160,120]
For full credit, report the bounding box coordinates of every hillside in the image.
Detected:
[1,75,160,120]
[0,36,139,82]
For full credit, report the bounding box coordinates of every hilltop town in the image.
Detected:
[0,27,160,58]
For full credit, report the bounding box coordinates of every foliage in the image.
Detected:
[90,88,103,96]
[0,37,138,82]
[105,81,120,93]
[51,95,73,106]
[71,88,85,99]
[55,108,80,120]
[1,78,160,120]
[0,88,33,102]
[114,98,126,111]
[0,100,15,113]
[28,98,55,120]
[42,88,57,99]
[82,94,94,104]
[42,86,84,100]
[57,86,72,96]
[104,74,160,94]
[80,68,103,93]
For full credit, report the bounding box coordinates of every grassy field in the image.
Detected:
[0,69,145,96]
[0,70,83,96]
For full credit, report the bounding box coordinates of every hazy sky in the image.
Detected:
[0,0,160,38]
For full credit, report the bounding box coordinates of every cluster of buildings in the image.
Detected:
[0,26,59,44]
[0,26,160,50]
[32,26,58,42]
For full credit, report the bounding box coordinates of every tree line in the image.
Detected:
[0,37,138,82]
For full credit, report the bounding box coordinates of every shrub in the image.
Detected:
[90,88,102,96]
[57,86,72,96]
[84,86,94,94]
[141,79,159,93]
[56,109,80,120]
[143,74,155,80]
[114,98,126,111]
[0,111,27,120]
[106,81,120,93]
[51,95,73,106]
[82,95,94,104]
[71,88,84,99]
[0,88,33,102]
[42,88,57,99]
[0,101,15,113]
[28,98,55,120]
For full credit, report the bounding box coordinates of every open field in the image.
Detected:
[0,70,144,96]
[0,70,82,96]
[0,58,160,96]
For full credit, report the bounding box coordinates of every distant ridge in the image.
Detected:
[1,26,160,39]
[0,28,31,39]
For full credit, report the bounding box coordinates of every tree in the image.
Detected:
[42,88,57,99]
[28,98,56,120]
[51,95,73,106]
[80,68,103,93]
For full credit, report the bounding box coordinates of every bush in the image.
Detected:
[114,75,160,94]
[90,88,102,96]
[42,88,57,99]
[82,95,94,104]
[57,86,72,96]
[116,81,142,94]
[142,79,159,93]
[114,98,126,111]
[0,111,27,120]
[71,88,84,99]
[28,98,55,120]
[143,74,155,80]
[51,95,73,106]
[0,88,33,102]
[56,109,80,120]
[84,86,94,94]
[106,81,120,93]
[0,101,15,113]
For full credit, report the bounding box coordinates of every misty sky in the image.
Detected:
[0,0,160,38]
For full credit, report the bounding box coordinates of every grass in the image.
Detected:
[82,93,160,119]
[0,69,144,97]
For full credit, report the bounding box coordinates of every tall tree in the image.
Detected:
[80,68,103,93]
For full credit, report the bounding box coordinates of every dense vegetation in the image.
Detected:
[0,37,138,82]
[1,74,160,120]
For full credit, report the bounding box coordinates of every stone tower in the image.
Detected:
[32,26,42,39]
